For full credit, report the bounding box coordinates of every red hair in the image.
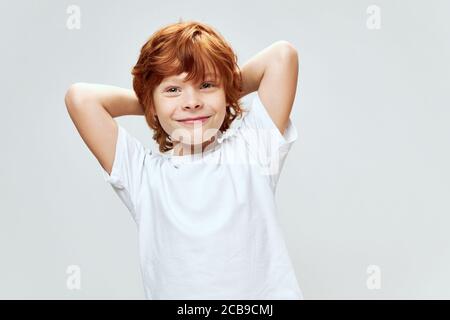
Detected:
[132,19,245,153]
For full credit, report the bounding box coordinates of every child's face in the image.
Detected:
[152,71,227,148]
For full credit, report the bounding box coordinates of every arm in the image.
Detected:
[64,83,144,175]
[237,41,294,99]
[68,83,144,118]
[238,41,299,135]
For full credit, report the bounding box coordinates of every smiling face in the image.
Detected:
[152,70,227,155]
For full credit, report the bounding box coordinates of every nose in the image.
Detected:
[182,88,203,110]
[183,103,201,110]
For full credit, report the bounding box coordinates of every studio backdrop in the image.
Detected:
[1,0,449,299]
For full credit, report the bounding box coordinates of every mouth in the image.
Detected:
[176,116,211,126]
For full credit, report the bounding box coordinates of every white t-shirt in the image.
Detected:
[102,92,304,300]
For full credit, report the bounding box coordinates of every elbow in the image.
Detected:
[274,40,299,60]
[64,82,90,110]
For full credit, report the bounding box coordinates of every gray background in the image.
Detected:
[1,0,449,299]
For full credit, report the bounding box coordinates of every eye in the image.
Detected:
[165,82,215,93]
[166,87,179,93]
[201,82,215,89]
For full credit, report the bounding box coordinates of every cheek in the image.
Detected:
[213,107,227,127]
[154,102,173,122]
[157,118,172,136]
[154,107,175,131]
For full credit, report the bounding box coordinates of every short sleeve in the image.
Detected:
[238,92,298,190]
[101,125,149,223]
